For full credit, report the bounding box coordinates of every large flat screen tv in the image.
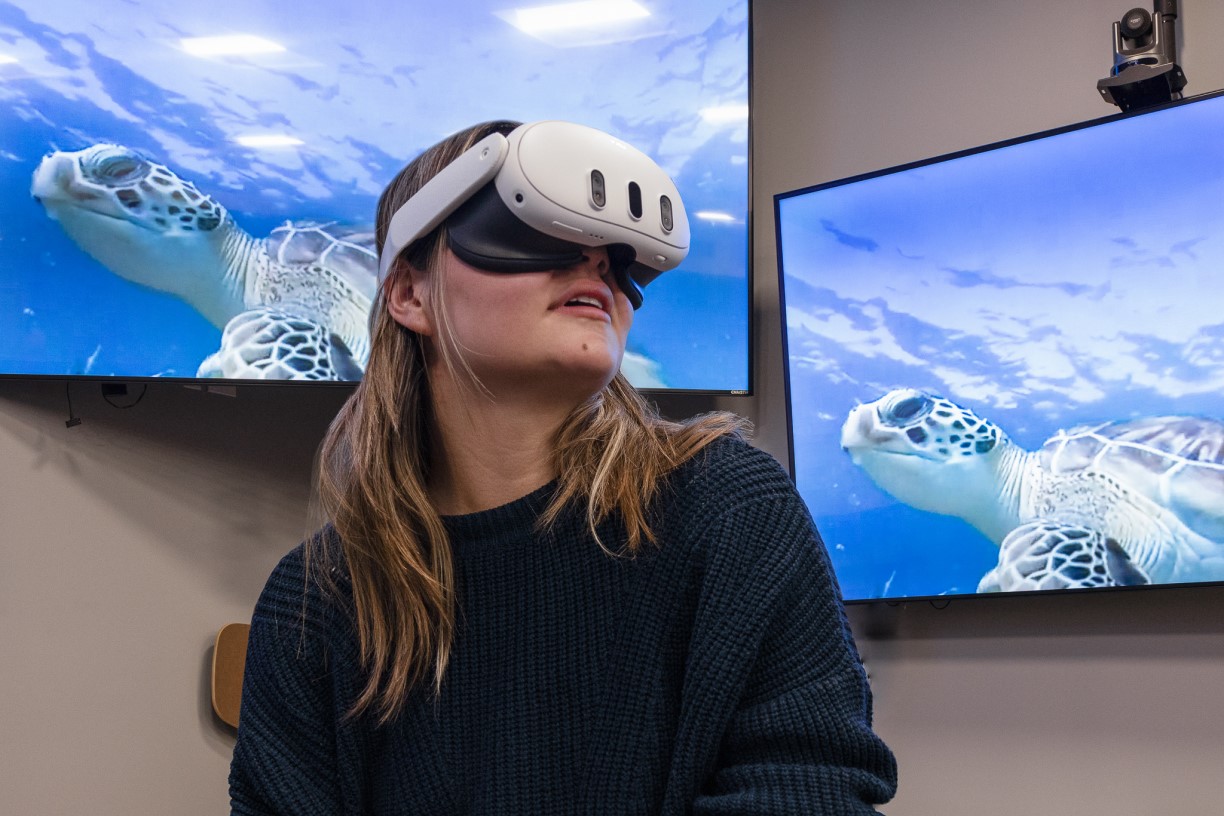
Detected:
[1,0,750,392]
[776,91,1224,602]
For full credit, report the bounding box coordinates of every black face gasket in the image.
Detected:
[444,182,647,309]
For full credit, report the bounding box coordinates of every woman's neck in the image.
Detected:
[426,374,576,516]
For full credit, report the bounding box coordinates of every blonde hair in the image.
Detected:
[313,121,746,724]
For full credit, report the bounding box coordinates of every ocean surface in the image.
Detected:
[0,0,748,390]
[779,95,1224,600]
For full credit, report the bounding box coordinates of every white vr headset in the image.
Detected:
[377,120,690,309]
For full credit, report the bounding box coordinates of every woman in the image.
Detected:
[230,120,897,814]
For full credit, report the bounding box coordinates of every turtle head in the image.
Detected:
[31,144,233,299]
[841,388,1010,519]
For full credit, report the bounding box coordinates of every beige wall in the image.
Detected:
[3,1,1223,812]
[0,382,349,812]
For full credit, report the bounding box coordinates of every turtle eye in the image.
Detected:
[880,391,932,427]
[82,150,151,184]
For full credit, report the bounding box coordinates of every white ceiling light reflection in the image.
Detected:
[695,211,737,223]
[181,35,286,57]
[0,54,18,65]
[700,105,749,125]
[500,0,656,46]
[234,134,304,148]
[509,0,649,33]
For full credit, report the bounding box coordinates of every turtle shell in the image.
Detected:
[1038,416,1224,543]
[265,221,378,302]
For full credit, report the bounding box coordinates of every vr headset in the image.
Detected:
[378,120,690,309]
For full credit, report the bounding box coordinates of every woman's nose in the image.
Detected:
[578,246,610,277]
[558,246,611,284]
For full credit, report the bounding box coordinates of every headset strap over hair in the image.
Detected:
[379,132,510,282]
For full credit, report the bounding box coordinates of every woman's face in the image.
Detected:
[394,245,634,399]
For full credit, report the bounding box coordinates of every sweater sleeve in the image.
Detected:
[229,545,349,815]
[682,444,898,814]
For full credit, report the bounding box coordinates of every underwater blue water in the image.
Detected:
[778,94,1224,600]
[0,0,749,390]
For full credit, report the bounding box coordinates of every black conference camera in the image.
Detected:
[1097,0,1187,112]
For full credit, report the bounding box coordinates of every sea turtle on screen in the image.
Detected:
[31,143,374,380]
[29,143,669,385]
[840,388,1224,592]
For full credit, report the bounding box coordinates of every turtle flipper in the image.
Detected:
[1102,538,1151,586]
[197,307,364,381]
[977,520,1151,592]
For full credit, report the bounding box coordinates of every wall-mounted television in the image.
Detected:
[1,0,750,392]
[776,91,1224,602]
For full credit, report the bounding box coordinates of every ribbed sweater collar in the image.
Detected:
[440,479,559,546]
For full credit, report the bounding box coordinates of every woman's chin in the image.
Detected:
[536,351,622,398]
[565,362,621,394]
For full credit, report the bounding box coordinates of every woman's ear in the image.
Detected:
[385,261,434,336]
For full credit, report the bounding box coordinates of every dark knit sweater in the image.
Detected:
[229,436,897,814]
